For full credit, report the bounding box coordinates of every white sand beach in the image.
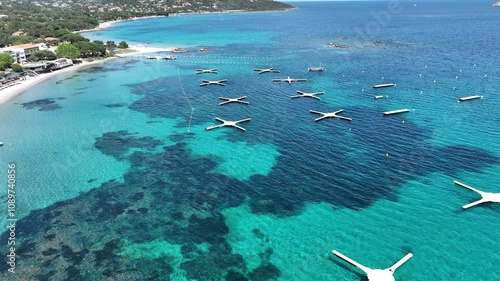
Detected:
[0,46,174,105]
[76,16,167,34]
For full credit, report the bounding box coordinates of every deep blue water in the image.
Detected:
[0,1,499,280]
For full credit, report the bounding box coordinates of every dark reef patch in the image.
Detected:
[77,66,104,73]
[2,71,499,280]
[55,74,80,84]
[226,270,249,281]
[104,103,125,108]
[42,248,58,256]
[94,130,163,160]
[248,263,280,281]
[21,98,62,111]
[0,140,253,280]
[77,60,138,74]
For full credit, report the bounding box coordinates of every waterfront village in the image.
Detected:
[0,42,75,90]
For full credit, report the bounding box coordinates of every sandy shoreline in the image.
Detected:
[0,46,173,105]
[76,15,167,34]
[1,8,292,105]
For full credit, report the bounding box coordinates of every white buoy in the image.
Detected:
[332,250,413,281]
[454,181,500,209]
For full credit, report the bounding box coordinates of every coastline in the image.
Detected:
[1,7,294,106]
[75,15,167,34]
[0,46,174,105]
[76,8,295,34]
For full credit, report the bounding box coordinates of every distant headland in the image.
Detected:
[0,0,293,48]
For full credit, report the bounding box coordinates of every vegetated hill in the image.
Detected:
[0,0,292,47]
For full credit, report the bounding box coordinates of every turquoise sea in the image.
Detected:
[1,1,499,280]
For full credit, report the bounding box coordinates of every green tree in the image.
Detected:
[74,41,106,57]
[55,43,81,59]
[11,64,24,72]
[105,41,116,49]
[60,32,88,43]
[28,50,57,61]
[8,35,36,45]
[118,41,129,49]
[0,53,15,71]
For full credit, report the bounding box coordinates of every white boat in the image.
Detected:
[165,55,176,60]
[308,66,326,72]
[383,109,409,116]
[373,83,395,88]
[0,142,4,146]
[172,48,188,53]
[458,95,481,102]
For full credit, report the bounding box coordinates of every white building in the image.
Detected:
[1,44,40,63]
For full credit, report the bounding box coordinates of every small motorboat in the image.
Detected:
[308,66,326,72]
[172,48,187,53]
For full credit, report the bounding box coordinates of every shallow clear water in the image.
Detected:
[0,1,499,280]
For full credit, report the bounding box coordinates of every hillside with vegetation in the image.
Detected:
[0,0,293,47]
